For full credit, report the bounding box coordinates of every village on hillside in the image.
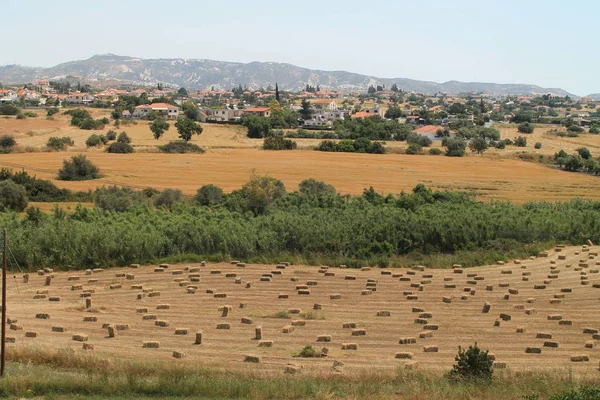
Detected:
[0,79,598,141]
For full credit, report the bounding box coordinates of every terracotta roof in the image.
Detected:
[244,107,270,112]
[351,111,375,119]
[311,99,334,105]
[414,125,445,134]
[135,103,179,110]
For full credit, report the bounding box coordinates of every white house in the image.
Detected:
[133,103,180,119]
[67,92,94,105]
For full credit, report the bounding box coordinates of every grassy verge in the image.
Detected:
[2,347,599,399]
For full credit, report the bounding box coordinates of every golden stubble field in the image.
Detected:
[5,245,600,376]
[1,111,600,203]
[1,150,600,203]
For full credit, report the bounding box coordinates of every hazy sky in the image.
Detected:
[3,0,598,95]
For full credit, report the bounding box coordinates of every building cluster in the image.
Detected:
[0,80,596,130]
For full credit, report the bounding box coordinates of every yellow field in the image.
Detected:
[1,112,600,203]
[7,245,600,375]
[494,124,600,156]
[1,150,599,203]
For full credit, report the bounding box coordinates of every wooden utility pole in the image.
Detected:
[1,229,6,377]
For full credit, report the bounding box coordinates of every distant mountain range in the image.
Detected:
[587,94,600,101]
[0,54,581,97]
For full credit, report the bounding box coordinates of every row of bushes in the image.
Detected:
[316,138,385,154]
[0,168,89,203]
[5,176,600,268]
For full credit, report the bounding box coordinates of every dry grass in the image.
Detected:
[3,115,600,203]
[1,149,600,203]
[5,244,600,377]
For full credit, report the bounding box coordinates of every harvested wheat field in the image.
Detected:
[1,150,600,203]
[0,112,256,151]
[5,245,600,376]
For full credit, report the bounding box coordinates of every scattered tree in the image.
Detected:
[117,131,131,144]
[514,136,527,147]
[57,155,101,181]
[150,118,170,140]
[444,138,467,157]
[174,118,203,142]
[244,115,271,138]
[518,122,535,134]
[469,137,488,154]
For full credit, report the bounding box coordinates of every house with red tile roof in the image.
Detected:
[67,92,94,105]
[243,107,271,118]
[413,125,454,140]
[133,102,180,119]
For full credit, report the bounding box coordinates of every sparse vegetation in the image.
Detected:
[46,136,74,151]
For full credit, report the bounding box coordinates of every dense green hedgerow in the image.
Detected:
[3,180,600,269]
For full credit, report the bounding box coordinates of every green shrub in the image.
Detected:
[518,122,535,134]
[117,131,131,144]
[57,155,101,181]
[590,127,600,134]
[0,135,16,149]
[444,138,467,157]
[46,137,74,151]
[298,178,336,197]
[154,188,183,210]
[564,155,584,171]
[85,134,103,148]
[158,141,204,154]
[407,133,432,147]
[16,113,25,120]
[46,108,59,117]
[194,184,224,206]
[567,132,580,138]
[23,111,37,118]
[448,343,493,382]
[428,148,443,155]
[316,138,385,154]
[0,168,74,201]
[95,186,148,212]
[495,141,506,149]
[534,142,542,149]
[105,130,117,141]
[296,345,320,358]
[568,125,584,133]
[405,143,423,155]
[107,142,134,154]
[263,136,297,150]
[546,387,600,400]
[0,180,28,211]
[577,147,591,159]
[0,103,20,116]
[514,136,527,147]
